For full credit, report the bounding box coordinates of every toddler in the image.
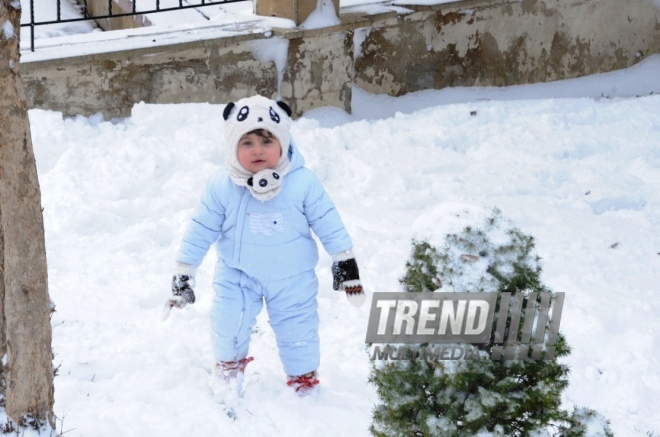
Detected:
[165,95,364,399]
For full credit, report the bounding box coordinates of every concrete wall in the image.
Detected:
[255,0,340,25]
[21,0,660,119]
[281,26,354,115]
[354,0,660,95]
[25,34,279,118]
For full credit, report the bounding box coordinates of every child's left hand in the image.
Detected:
[332,253,366,307]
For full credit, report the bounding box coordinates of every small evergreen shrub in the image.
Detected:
[369,208,613,436]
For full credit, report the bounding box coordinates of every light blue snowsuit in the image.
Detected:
[176,141,352,376]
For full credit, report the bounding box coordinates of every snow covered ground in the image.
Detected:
[3,54,659,435]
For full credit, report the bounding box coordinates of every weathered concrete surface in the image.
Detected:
[21,0,659,119]
[281,27,353,115]
[256,0,340,26]
[24,36,280,118]
[355,0,660,95]
[22,24,354,119]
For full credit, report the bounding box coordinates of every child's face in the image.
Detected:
[237,131,282,173]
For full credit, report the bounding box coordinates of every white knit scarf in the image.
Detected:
[226,146,291,202]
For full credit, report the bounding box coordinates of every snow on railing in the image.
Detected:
[20,0,250,52]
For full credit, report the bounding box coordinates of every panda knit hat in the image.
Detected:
[223,95,294,201]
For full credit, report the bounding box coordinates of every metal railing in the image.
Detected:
[20,0,250,52]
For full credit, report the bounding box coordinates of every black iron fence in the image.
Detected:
[20,0,251,52]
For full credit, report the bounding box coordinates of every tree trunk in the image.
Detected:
[0,0,55,426]
[0,203,5,398]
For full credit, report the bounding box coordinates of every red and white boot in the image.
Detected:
[210,356,254,419]
[287,370,319,395]
[214,356,254,382]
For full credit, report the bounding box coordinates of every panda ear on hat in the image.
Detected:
[224,100,290,120]
[276,101,292,117]
[223,102,236,121]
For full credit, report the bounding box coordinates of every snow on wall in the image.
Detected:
[352,26,371,62]
[251,36,290,99]
[300,0,341,29]
[3,21,14,39]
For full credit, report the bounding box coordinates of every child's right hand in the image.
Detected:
[161,274,196,321]
[172,274,196,304]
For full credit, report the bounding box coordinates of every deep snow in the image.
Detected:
[1,55,659,435]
